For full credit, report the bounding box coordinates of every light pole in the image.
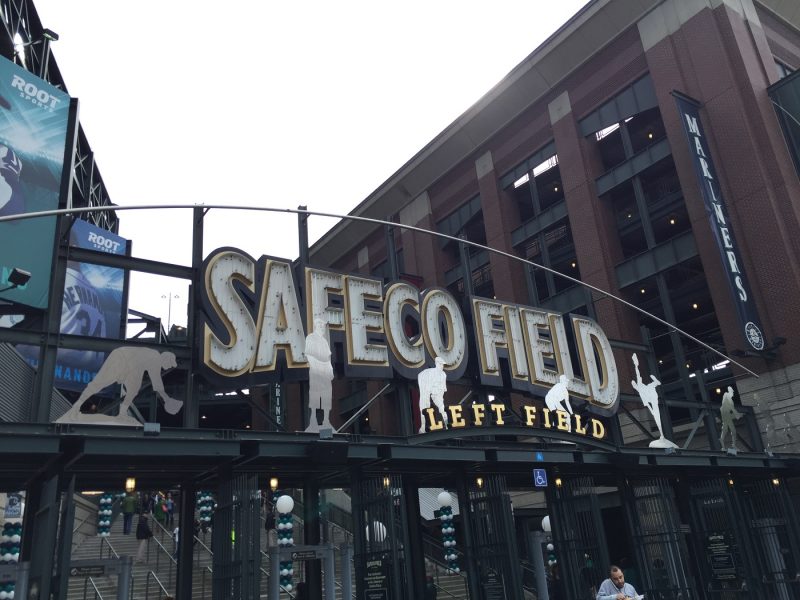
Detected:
[161,292,179,332]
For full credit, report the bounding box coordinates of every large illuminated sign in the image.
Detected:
[198,248,620,415]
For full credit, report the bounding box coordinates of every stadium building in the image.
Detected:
[0,0,799,599]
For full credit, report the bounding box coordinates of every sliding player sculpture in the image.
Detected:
[56,347,182,425]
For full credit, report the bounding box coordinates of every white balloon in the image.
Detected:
[546,543,554,551]
[541,515,551,532]
[285,584,293,592]
[366,521,387,542]
[276,495,295,514]
[437,491,453,507]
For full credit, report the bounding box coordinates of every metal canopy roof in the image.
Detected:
[0,422,792,492]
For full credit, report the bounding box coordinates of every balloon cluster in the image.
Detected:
[437,491,460,574]
[0,522,20,563]
[276,495,295,592]
[197,491,215,527]
[97,493,114,537]
[1,522,21,599]
[546,542,557,567]
[0,581,15,599]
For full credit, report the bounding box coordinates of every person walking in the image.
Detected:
[135,514,153,562]
[172,525,180,560]
[121,492,137,535]
[153,493,167,527]
[165,493,175,528]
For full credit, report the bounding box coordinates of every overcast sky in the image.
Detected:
[33,0,588,330]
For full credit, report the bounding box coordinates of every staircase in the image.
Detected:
[65,513,215,600]
[65,509,471,599]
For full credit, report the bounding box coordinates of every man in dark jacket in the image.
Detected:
[121,492,137,535]
[135,515,153,562]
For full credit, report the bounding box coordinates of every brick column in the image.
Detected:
[398,191,443,288]
[475,150,528,301]
[549,91,639,342]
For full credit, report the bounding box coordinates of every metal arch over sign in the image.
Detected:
[198,247,621,416]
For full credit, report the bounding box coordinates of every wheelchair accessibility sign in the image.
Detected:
[533,469,548,488]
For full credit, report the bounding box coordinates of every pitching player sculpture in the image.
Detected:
[56,347,182,426]
[631,353,677,449]
[304,318,334,433]
[719,386,743,451]
[417,357,448,433]
[544,374,573,431]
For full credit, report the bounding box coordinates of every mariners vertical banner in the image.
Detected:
[0,56,72,309]
[673,92,765,351]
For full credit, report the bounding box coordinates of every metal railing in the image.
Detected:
[142,570,170,600]
[81,576,104,600]
[100,536,119,560]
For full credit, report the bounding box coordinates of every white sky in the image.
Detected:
[33,0,588,331]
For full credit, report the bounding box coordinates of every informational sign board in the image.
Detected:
[706,533,737,581]
[364,553,389,600]
[533,469,548,488]
[17,219,129,391]
[3,492,22,518]
[0,56,73,309]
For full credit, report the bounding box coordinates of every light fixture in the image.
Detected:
[42,28,59,42]
[0,267,31,292]
[647,132,654,139]
[627,213,632,219]
[555,477,562,488]
[716,388,722,394]
[201,415,207,420]
[640,288,646,294]
[669,216,676,225]
[476,477,484,489]
[692,302,699,310]
[571,261,577,268]
[685,362,691,369]
[553,185,559,192]
[658,359,663,364]
[125,478,136,493]
[245,424,251,429]
[383,476,391,489]
[270,477,279,492]
[772,478,780,486]
[728,478,734,486]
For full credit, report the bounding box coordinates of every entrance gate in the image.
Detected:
[549,475,609,600]
[688,478,756,598]
[625,478,694,600]
[465,474,524,600]
[738,480,800,600]
[353,475,411,600]
[211,473,261,600]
